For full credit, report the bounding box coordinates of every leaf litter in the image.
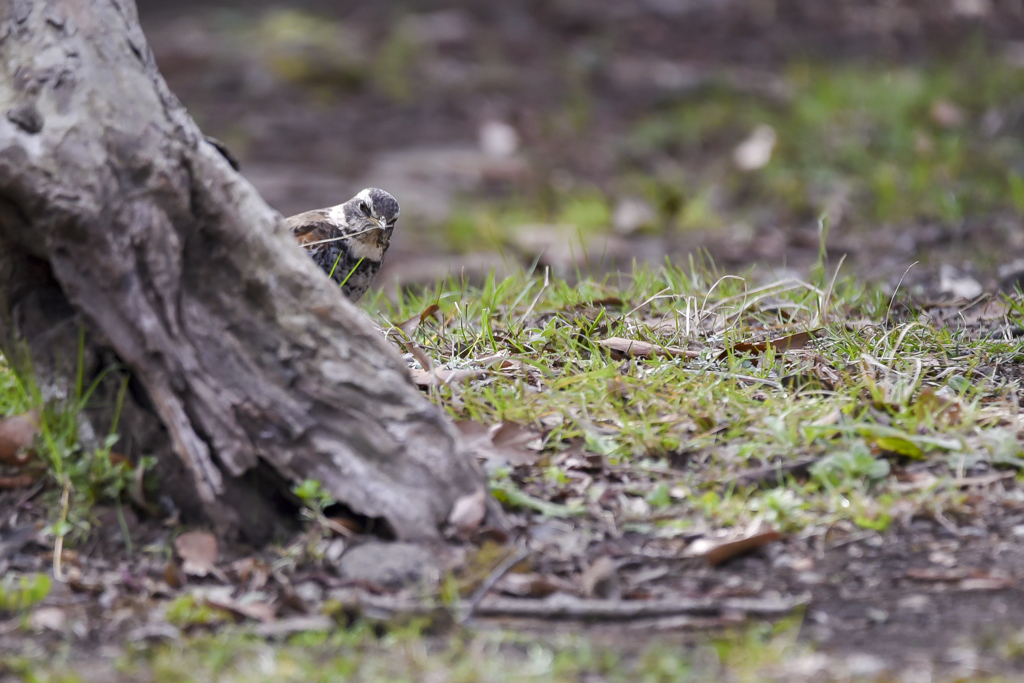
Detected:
[367,266,1024,647]
[4,267,1024,671]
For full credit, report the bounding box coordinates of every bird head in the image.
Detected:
[336,187,400,237]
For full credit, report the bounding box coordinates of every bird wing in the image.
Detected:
[287,209,338,254]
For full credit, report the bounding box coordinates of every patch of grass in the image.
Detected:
[622,52,1024,230]
[432,189,615,254]
[374,261,1024,536]
[0,573,51,615]
[0,346,137,545]
[373,24,421,102]
[100,616,824,683]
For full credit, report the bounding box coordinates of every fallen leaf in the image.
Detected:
[494,572,566,598]
[164,562,184,588]
[205,595,277,623]
[402,340,435,373]
[456,420,541,467]
[0,474,37,489]
[719,330,816,359]
[396,303,442,337]
[684,522,781,566]
[448,488,487,533]
[913,387,964,425]
[579,556,618,598]
[28,606,67,632]
[0,411,39,465]
[174,530,218,577]
[871,434,924,458]
[598,337,698,360]
[607,377,632,402]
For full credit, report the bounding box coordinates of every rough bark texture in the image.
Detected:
[0,0,489,541]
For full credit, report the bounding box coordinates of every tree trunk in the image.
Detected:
[0,0,491,542]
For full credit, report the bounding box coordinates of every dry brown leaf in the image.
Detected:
[174,530,218,577]
[164,562,184,589]
[448,488,487,533]
[475,353,508,367]
[205,595,277,622]
[598,337,698,360]
[493,572,573,598]
[231,557,271,588]
[913,387,964,425]
[719,330,816,359]
[456,420,542,467]
[0,411,39,466]
[402,340,435,373]
[579,556,618,598]
[0,474,37,489]
[396,303,442,337]
[684,522,781,566]
[607,377,632,402]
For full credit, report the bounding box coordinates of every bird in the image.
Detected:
[288,188,400,301]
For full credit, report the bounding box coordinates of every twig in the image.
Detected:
[460,546,531,623]
[53,483,70,582]
[348,591,809,622]
[302,225,385,248]
[467,593,809,620]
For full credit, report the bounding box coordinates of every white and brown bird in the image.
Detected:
[288,188,400,301]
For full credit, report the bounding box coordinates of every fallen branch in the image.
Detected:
[469,593,809,620]
[344,590,809,622]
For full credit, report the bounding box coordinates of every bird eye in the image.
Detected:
[359,201,371,217]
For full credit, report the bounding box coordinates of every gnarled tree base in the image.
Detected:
[0,0,491,542]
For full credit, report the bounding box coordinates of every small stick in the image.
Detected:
[460,546,530,623]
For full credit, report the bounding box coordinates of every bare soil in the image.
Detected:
[4,1,1024,678]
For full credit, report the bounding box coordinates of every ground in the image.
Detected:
[5,0,1024,681]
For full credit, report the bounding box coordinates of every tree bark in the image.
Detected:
[0,0,490,541]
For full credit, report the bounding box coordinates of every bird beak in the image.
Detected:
[373,218,387,230]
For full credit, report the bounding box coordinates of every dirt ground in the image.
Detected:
[7,1,1024,679]
[137,0,1024,295]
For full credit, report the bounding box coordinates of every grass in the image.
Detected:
[367,260,1024,538]
[0,343,139,556]
[622,52,1024,227]
[4,615,821,682]
[2,266,1024,680]
[4,261,1024,681]
[423,48,1024,254]
[8,42,1024,679]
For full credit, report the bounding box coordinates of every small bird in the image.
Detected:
[288,188,400,301]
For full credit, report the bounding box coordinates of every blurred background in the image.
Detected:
[137,0,1024,297]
